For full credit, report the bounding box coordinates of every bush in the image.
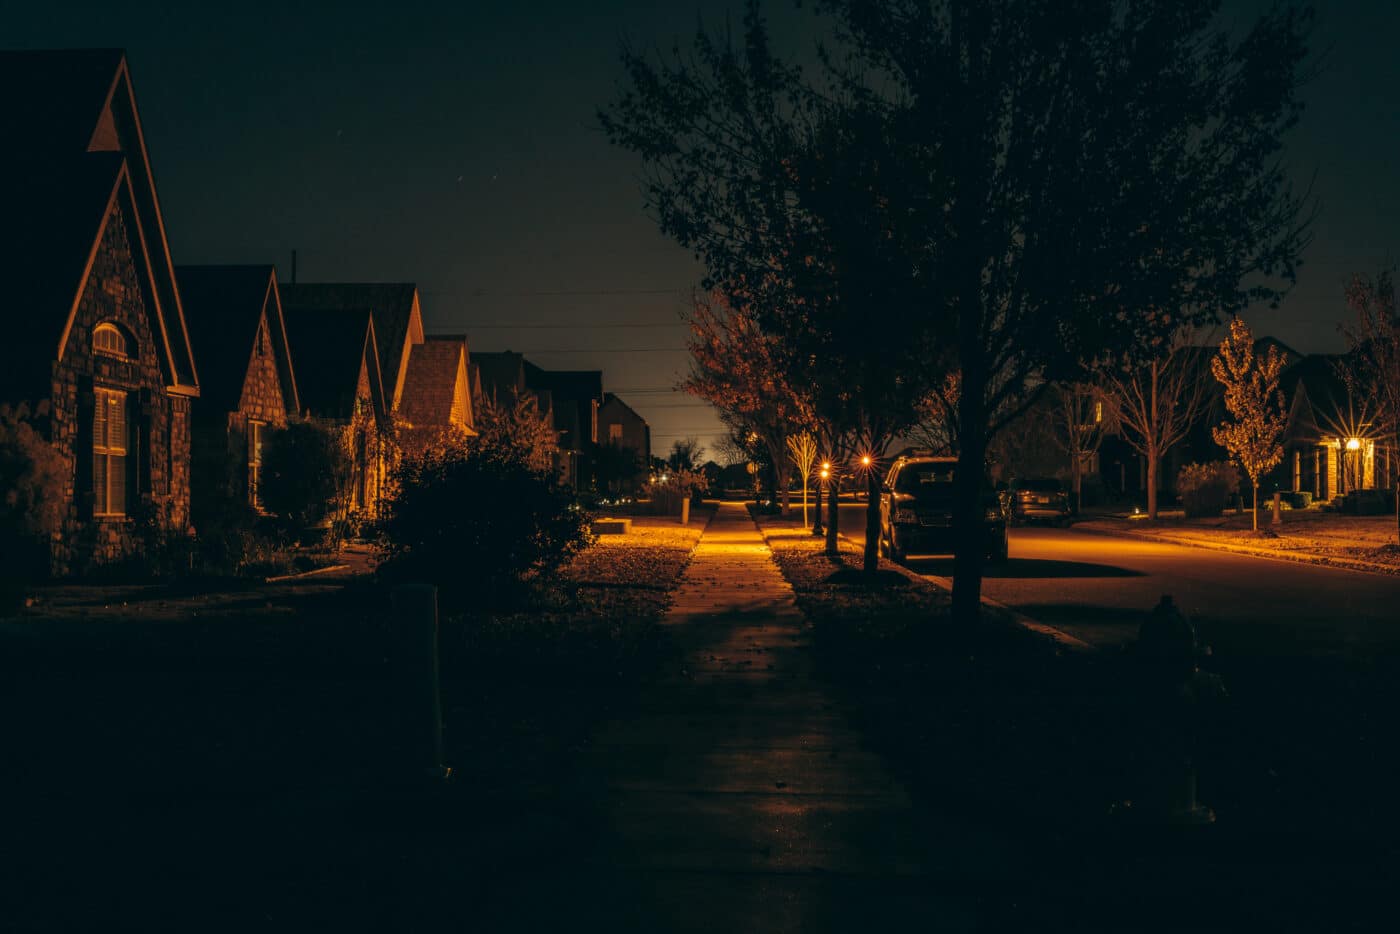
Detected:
[644,467,707,516]
[1177,461,1240,518]
[259,420,352,540]
[1281,490,1313,510]
[376,447,593,610]
[0,402,64,586]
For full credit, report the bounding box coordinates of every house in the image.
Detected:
[470,350,559,470]
[176,265,299,514]
[278,283,424,417]
[282,306,388,514]
[523,363,603,489]
[397,334,476,445]
[1279,354,1395,500]
[596,393,650,493]
[0,49,199,573]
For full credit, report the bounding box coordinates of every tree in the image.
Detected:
[474,389,557,475]
[1049,381,1113,513]
[1212,317,1288,531]
[785,431,818,528]
[259,420,351,539]
[1343,267,1400,540]
[603,0,1312,622]
[668,437,706,472]
[1103,327,1213,519]
[682,294,809,515]
[595,441,642,495]
[0,402,64,581]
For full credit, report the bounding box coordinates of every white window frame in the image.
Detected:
[93,322,129,358]
[93,388,128,516]
[248,420,265,507]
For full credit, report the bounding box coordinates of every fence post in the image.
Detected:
[392,583,451,782]
[681,496,691,525]
[1271,491,1282,527]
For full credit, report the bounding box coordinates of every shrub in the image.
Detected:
[258,420,352,541]
[0,402,64,584]
[376,447,593,610]
[643,467,706,516]
[1281,490,1313,510]
[1177,461,1240,518]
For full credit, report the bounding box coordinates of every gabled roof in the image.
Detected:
[282,306,384,422]
[470,351,528,403]
[176,265,300,417]
[278,283,423,408]
[0,49,198,398]
[400,335,475,433]
[600,392,647,424]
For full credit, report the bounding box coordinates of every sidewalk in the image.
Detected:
[578,502,1005,933]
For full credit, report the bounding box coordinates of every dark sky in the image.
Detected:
[7,1,1398,457]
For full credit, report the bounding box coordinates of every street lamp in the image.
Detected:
[1346,438,1362,492]
[813,461,830,536]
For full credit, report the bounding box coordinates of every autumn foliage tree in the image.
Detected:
[1212,317,1288,531]
[682,294,811,515]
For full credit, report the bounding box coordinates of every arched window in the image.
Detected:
[93,323,129,358]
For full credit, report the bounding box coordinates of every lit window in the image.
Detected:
[93,323,128,358]
[609,423,623,443]
[248,421,265,507]
[93,388,128,516]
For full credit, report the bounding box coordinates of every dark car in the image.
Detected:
[877,456,1009,564]
[1007,476,1071,525]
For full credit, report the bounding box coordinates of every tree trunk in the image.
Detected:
[1146,447,1159,520]
[825,473,839,556]
[951,364,988,628]
[863,468,881,578]
[1252,480,1259,531]
[1071,448,1083,515]
[801,473,810,528]
[777,462,792,516]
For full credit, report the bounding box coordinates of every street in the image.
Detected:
[834,501,1400,654]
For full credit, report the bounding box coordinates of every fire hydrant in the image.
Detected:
[1126,595,1224,824]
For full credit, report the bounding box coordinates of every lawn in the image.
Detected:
[0,511,708,929]
[1079,509,1400,573]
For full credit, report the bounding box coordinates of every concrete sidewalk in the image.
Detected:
[579,502,1004,932]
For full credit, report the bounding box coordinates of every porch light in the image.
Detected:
[860,454,872,467]
[1346,438,1361,451]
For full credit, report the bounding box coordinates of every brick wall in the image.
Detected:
[47,203,192,574]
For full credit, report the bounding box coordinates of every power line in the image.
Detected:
[462,322,684,329]
[423,287,686,298]
[497,347,687,354]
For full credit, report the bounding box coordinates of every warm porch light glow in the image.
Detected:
[819,466,830,480]
[1346,437,1362,451]
[860,454,872,467]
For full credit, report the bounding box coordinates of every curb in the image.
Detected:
[264,563,350,583]
[1071,522,1400,578]
[751,516,1095,654]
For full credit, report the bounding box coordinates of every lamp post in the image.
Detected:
[813,462,830,537]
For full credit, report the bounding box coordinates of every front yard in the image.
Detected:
[1078,509,1400,573]
[0,510,708,929]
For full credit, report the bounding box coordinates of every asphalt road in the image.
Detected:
[833,501,1400,654]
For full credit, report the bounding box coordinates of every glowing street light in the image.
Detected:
[1346,437,1361,451]
[860,454,872,468]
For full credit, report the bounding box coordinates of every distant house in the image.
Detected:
[1279,354,1395,500]
[470,350,558,469]
[279,283,424,418]
[597,393,650,493]
[398,334,476,445]
[282,307,388,515]
[523,363,603,488]
[176,265,299,513]
[0,49,200,573]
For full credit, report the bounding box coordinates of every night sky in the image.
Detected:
[6,1,1398,457]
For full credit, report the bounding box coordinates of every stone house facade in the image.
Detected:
[177,266,300,518]
[1,50,200,574]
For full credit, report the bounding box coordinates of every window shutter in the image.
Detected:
[77,385,96,520]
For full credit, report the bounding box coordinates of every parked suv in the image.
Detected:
[1007,476,1071,525]
[877,456,1009,564]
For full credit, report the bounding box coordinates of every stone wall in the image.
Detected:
[47,203,192,574]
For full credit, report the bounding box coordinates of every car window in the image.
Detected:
[895,464,956,492]
[1012,477,1063,493]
